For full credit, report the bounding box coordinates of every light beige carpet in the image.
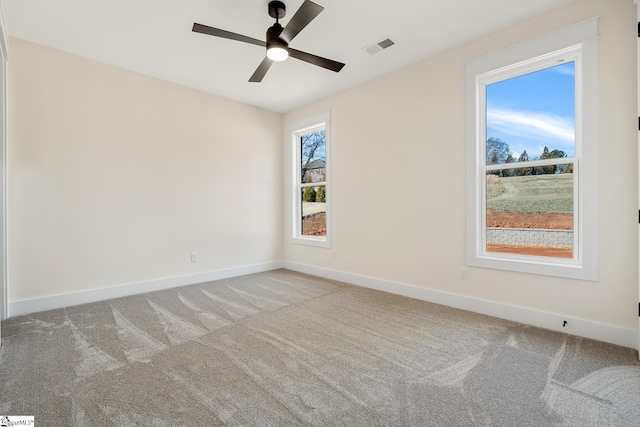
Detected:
[1,269,639,426]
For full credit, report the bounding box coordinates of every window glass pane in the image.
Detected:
[486,62,575,166]
[301,131,326,184]
[485,166,573,258]
[301,185,326,236]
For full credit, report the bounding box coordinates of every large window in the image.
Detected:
[466,19,598,280]
[291,112,330,247]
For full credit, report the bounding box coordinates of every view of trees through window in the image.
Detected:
[484,61,575,258]
[300,130,326,237]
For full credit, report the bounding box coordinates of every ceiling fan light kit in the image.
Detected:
[192,0,345,82]
[266,43,289,61]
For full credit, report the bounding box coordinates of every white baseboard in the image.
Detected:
[8,261,284,318]
[8,260,637,350]
[283,261,638,350]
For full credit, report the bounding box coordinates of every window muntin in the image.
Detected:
[291,112,330,247]
[465,19,598,281]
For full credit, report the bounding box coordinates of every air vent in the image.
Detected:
[363,37,395,55]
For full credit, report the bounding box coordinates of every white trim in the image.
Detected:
[466,20,598,281]
[283,261,637,349]
[289,111,331,248]
[465,18,597,78]
[7,261,284,317]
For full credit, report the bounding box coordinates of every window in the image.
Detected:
[466,19,598,281]
[291,112,330,247]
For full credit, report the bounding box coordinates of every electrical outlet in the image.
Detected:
[191,253,198,263]
[330,251,336,260]
[460,268,468,281]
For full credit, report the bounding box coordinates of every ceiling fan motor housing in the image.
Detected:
[267,23,288,49]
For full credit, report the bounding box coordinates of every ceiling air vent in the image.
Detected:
[363,37,395,55]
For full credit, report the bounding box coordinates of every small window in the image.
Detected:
[291,112,330,247]
[466,19,598,280]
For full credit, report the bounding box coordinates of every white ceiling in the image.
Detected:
[1,0,574,113]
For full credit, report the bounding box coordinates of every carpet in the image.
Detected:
[1,269,639,426]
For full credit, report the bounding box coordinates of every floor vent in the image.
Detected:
[363,38,395,55]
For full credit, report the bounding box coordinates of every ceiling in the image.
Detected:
[1,0,574,113]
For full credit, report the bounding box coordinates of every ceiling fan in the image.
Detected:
[192,0,346,83]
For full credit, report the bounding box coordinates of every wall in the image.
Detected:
[283,0,638,337]
[9,38,282,304]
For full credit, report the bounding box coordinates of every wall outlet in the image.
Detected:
[460,268,468,281]
[330,251,336,260]
[191,253,198,263]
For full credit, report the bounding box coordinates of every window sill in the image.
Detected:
[468,252,598,281]
[291,236,330,248]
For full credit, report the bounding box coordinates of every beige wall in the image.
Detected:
[283,0,638,330]
[9,38,282,302]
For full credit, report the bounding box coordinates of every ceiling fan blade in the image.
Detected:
[289,48,345,73]
[249,57,274,82]
[280,0,324,43]
[192,23,265,48]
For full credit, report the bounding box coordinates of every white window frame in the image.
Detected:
[466,18,598,281]
[290,111,331,247]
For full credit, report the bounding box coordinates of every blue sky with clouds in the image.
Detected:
[486,61,575,160]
